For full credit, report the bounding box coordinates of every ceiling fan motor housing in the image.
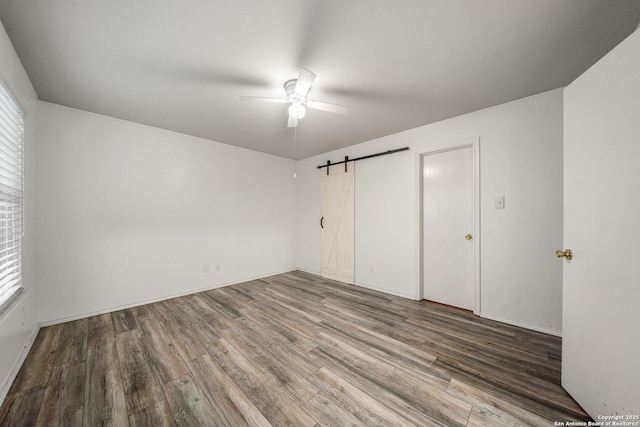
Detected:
[284,79,301,101]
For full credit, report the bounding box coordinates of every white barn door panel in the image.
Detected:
[321,162,355,284]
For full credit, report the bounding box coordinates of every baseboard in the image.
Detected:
[354,281,416,300]
[293,271,417,301]
[295,267,321,276]
[480,313,562,337]
[39,268,296,327]
[0,324,39,405]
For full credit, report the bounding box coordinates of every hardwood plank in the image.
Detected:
[52,319,88,367]
[224,316,320,378]
[244,284,324,324]
[265,291,324,324]
[0,386,45,426]
[170,296,223,347]
[115,329,165,415]
[87,313,115,349]
[315,317,440,378]
[416,325,561,385]
[129,303,156,323]
[36,361,86,426]
[301,392,367,427]
[236,302,317,353]
[217,283,257,302]
[83,341,128,426]
[433,355,586,422]
[322,293,407,327]
[188,354,273,427]
[181,294,233,332]
[111,308,139,335]
[220,322,319,405]
[58,361,86,425]
[129,399,177,427]
[146,299,211,361]
[446,378,551,427]
[137,319,189,384]
[206,338,317,427]
[163,375,224,426]
[310,332,471,426]
[409,315,554,369]
[8,324,62,393]
[308,366,418,426]
[198,287,245,319]
[269,275,328,300]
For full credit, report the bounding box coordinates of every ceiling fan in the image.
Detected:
[241,68,349,128]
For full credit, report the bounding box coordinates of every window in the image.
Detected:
[0,81,23,311]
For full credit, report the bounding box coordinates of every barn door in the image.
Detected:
[320,162,355,284]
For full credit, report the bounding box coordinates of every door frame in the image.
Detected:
[416,137,480,315]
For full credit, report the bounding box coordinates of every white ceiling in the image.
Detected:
[1,1,639,159]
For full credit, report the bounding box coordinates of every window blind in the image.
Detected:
[0,82,23,311]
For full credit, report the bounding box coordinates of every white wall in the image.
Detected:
[37,102,296,324]
[0,22,40,402]
[296,89,564,334]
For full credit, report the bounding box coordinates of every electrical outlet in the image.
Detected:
[216,264,221,272]
[203,264,210,273]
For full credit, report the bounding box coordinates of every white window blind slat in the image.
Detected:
[0,106,21,133]
[0,242,21,253]
[0,135,21,162]
[0,81,23,312]
[0,119,21,145]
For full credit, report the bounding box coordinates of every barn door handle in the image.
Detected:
[320,217,324,228]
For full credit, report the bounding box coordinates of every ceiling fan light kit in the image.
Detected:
[242,68,349,128]
[288,103,305,119]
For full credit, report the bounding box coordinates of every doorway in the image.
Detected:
[420,139,479,313]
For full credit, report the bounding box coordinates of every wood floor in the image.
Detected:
[1,271,589,426]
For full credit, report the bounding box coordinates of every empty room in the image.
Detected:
[0,1,639,425]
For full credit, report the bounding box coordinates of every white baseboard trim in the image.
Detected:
[39,268,296,327]
[0,324,39,405]
[480,313,562,337]
[292,270,417,301]
[354,281,416,300]
[295,267,321,276]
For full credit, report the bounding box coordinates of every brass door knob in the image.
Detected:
[465,234,473,240]
[555,249,573,260]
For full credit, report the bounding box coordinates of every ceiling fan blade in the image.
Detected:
[294,68,316,97]
[287,114,299,128]
[307,100,349,115]
[240,96,287,103]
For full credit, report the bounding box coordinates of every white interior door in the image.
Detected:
[321,162,355,284]
[562,30,640,417]
[422,145,476,311]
